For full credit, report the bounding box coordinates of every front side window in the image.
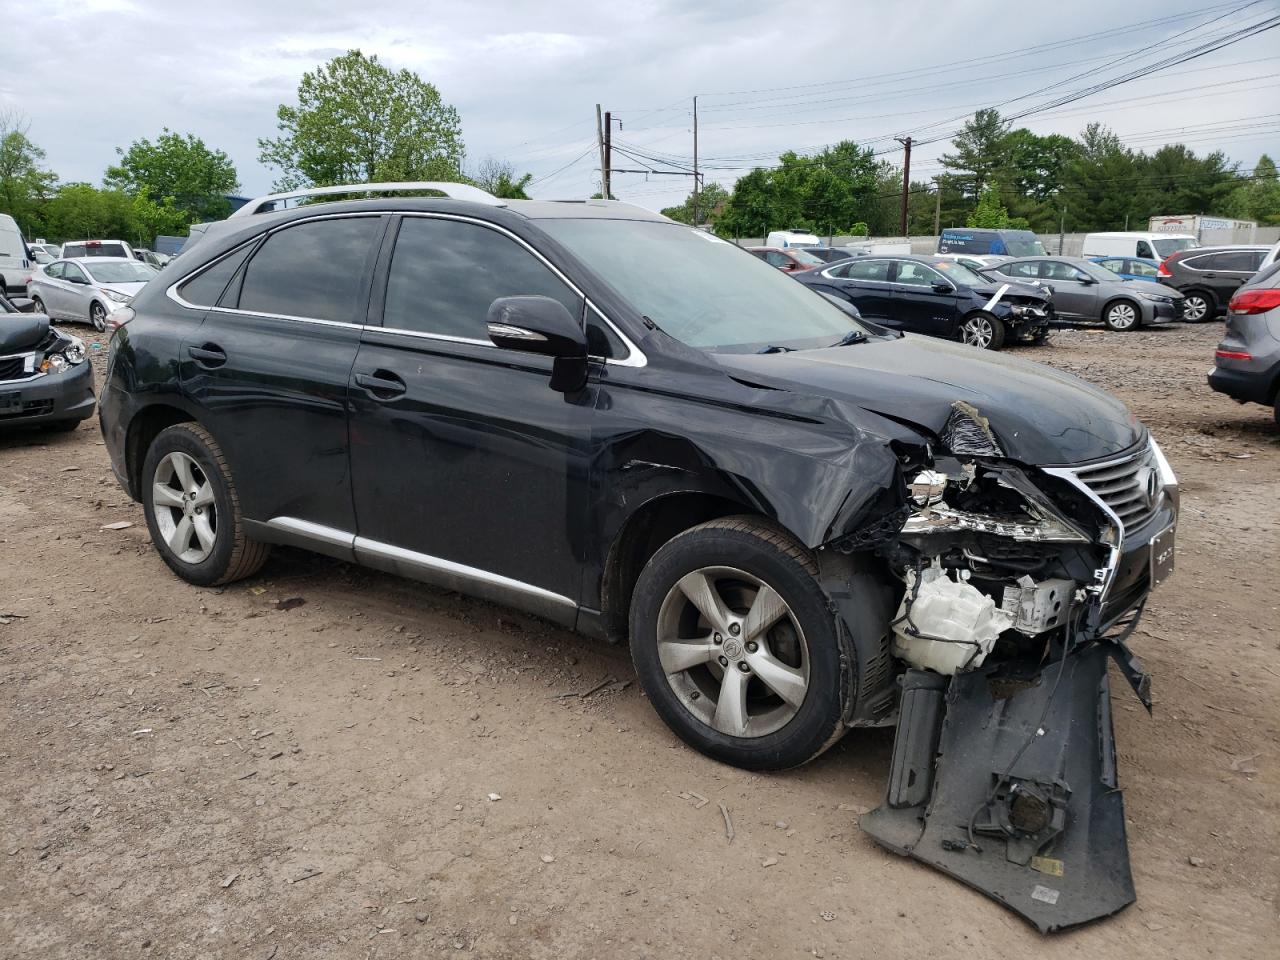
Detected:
[238,217,382,323]
[63,263,88,283]
[1002,261,1039,279]
[382,217,583,341]
[1135,241,1155,259]
[1040,261,1087,281]
[45,261,65,279]
[764,251,789,269]
[893,261,944,287]
[1152,236,1198,257]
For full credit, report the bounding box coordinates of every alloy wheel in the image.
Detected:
[90,302,107,332]
[1107,303,1137,330]
[1182,295,1209,322]
[655,566,810,738]
[151,452,217,564]
[962,316,994,348]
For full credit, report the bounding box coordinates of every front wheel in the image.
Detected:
[1104,300,1140,331]
[90,301,108,332]
[960,313,1005,350]
[629,517,854,771]
[142,422,270,587]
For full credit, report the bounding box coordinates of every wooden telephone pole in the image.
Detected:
[895,136,912,237]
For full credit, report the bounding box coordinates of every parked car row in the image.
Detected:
[28,256,158,331]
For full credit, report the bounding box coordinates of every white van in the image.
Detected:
[1082,231,1198,261]
[0,213,32,296]
[766,229,821,249]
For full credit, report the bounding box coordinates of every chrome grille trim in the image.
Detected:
[1069,443,1162,536]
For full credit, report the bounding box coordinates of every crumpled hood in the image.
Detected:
[1,314,50,353]
[714,334,1142,465]
[970,280,1048,301]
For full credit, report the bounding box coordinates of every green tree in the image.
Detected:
[469,157,533,200]
[661,182,730,225]
[259,49,465,189]
[105,129,239,222]
[967,183,1011,228]
[0,112,58,232]
[939,108,1010,198]
[1226,154,1280,224]
[43,184,136,241]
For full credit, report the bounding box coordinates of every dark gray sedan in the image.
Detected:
[988,256,1184,331]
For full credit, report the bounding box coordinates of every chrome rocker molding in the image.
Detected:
[251,517,578,626]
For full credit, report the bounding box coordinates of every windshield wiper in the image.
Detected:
[830,330,868,347]
[756,344,796,354]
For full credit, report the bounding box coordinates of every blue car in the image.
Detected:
[1090,256,1161,283]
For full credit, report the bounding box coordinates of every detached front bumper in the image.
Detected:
[0,361,96,428]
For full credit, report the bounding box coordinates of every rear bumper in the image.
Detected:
[1208,363,1276,406]
[0,361,96,427]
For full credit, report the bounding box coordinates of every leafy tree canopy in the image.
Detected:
[105,129,239,222]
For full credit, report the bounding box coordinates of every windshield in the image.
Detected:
[930,259,990,287]
[1076,261,1124,283]
[85,261,158,284]
[789,248,824,266]
[1153,237,1198,257]
[1006,238,1048,257]
[540,220,867,351]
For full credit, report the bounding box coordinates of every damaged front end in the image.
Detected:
[852,402,1177,933]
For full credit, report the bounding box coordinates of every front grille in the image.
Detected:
[1071,443,1161,536]
[0,355,30,381]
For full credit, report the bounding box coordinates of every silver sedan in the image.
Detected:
[28,256,158,331]
[989,256,1185,331]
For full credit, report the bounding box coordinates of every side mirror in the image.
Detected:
[931,281,954,293]
[9,297,37,313]
[1077,274,1097,285]
[486,295,589,393]
[69,275,89,285]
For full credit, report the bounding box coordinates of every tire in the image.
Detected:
[1181,290,1215,323]
[31,296,47,316]
[629,516,856,771]
[90,302,107,332]
[141,422,270,587]
[1103,299,1140,332]
[959,312,1005,350]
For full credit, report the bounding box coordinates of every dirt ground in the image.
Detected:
[1,321,1277,959]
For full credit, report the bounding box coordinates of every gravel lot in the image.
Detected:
[1,322,1276,959]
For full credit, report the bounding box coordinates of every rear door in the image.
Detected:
[346,213,595,613]
[889,260,959,337]
[825,258,895,322]
[1203,250,1266,302]
[180,214,386,534]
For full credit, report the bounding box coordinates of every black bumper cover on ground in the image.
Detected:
[862,643,1137,933]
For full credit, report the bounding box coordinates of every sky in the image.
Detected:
[1,0,1278,213]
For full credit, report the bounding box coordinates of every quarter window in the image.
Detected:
[1002,261,1040,279]
[382,217,583,342]
[238,217,382,323]
[179,244,256,307]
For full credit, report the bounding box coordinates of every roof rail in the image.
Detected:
[229,181,506,218]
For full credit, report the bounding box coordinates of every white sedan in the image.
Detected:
[28,256,158,331]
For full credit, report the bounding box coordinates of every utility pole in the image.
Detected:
[933,177,942,237]
[603,111,613,199]
[895,136,912,237]
[595,104,606,198]
[1059,205,1068,255]
[692,96,699,227]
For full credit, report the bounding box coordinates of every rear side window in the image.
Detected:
[178,243,256,307]
[238,217,382,323]
[845,260,890,282]
[382,217,583,341]
[1002,261,1039,279]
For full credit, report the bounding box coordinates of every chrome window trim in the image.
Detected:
[262,517,576,612]
[164,211,647,368]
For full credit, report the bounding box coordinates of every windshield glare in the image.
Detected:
[790,248,823,265]
[541,220,867,351]
[86,261,157,284]
[931,259,989,286]
[1153,237,1198,257]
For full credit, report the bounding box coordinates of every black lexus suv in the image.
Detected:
[100,184,1178,931]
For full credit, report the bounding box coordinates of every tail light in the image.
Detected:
[1156,261,1172,278]
[106,306,134,334]
[1215,348,1252,361]
[1228,288,1280,315]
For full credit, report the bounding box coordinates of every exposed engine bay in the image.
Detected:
[847,402,1177,932]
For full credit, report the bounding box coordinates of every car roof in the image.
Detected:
[1180,244,1270,252]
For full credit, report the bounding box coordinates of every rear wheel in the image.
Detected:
[142,423,270,586]
[629,517,855,771]
[1103,300,1139,331]
[90,302,107,332]
[1181,291,1214,323]
[960,313,1005,350]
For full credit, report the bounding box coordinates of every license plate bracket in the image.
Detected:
[0,391,20,412]
[1150,526,1175,588]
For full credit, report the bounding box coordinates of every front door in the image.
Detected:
[347,214,594,618]
[889,260,958,337]
[1036,260,1099,318]
[60,262,94,322]
[179,214,386,534]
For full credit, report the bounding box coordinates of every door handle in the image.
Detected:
[355,370,407,400]
[187,343,227,367]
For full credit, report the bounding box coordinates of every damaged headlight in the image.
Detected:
[39,336,87,373]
